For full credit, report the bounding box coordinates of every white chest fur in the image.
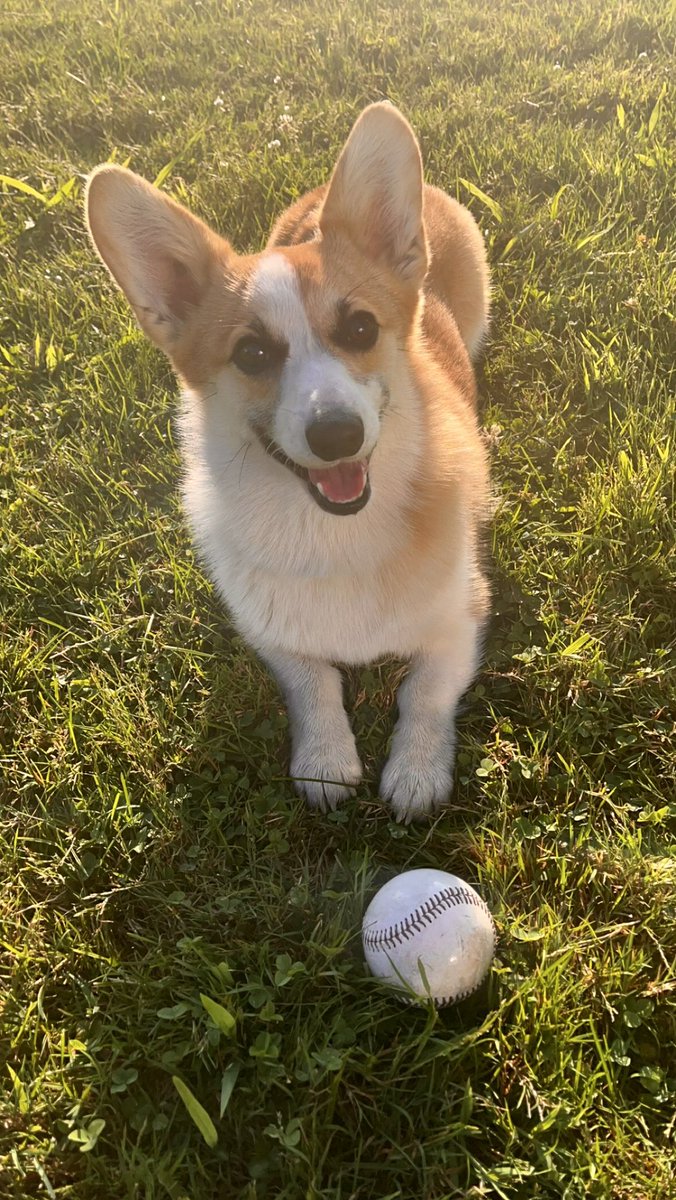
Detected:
[178,379,471,664]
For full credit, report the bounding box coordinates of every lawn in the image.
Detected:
[1,0,674,1196]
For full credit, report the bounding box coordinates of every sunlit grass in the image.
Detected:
[1,0,674,1196]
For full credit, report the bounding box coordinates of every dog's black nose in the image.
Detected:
[305,412,364,461]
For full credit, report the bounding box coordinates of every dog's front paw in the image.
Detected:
[291,739,362,812]
[380,748,453,823]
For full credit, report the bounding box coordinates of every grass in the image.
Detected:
[1,0,675,1196]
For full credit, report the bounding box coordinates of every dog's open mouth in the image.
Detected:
[307,460,370,514]
[254,427,371,515]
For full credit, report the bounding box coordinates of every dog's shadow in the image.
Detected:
[166,554,534,847]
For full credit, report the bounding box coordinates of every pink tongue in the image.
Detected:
[308,460,367,504]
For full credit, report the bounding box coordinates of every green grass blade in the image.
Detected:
[172,1077,218,1148]
[200,993,236,1036]
[459,177,503,223]
[0,174,47,202]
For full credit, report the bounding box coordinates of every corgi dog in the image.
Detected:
[85,102,491,822]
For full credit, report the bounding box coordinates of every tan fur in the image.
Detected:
[85,102,492,820]
[269,198,489,605]
[270,181,490,364]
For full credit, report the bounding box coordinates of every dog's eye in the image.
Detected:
[232,336,276,375]
[335,310,379,352]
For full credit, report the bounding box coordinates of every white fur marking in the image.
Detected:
[276,351,381,466]
[247,253,382,469]
[247,252,313,353]
[380,616,482,822]
[262,649,362,810]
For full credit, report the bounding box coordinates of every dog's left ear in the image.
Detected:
[319,102,428,286]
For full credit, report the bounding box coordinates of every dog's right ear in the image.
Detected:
[85,166,228,354]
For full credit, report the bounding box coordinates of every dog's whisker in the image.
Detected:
[237,441,251,487]
[215,440,250,481]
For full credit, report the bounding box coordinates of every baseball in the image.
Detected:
[362,868,495,1005]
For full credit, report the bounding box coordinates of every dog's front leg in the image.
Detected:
[380,619,483,822]
[262,650,362,811]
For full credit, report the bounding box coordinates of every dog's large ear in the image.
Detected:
[319,102,428,286]
[85,165,226,353]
